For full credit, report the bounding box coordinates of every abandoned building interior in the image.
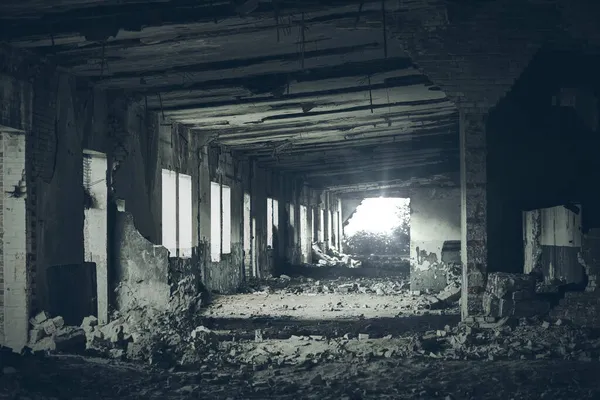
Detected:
[2,0,600,399]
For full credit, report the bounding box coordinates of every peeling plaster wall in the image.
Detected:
[410,187,461,292]
[112,211,170,311]
[524,205,584,285]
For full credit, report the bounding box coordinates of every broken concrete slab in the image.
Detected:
[486,273,536,299]
[437,284,461,303]
[81,316,98,332]
[29,311,50,327]
[483,293,514,317]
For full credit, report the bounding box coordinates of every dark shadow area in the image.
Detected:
[486,49,600,275]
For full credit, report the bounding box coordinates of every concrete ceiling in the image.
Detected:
[0,0,459,191]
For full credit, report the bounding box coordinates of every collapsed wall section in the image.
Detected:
[410,187,461,292]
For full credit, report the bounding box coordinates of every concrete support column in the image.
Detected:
[460,110,488,319]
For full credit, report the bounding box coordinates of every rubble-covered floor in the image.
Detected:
[8,272,600,399]
[3,354,600,399]
[203,275,459,340]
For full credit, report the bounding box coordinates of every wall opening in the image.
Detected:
[83,150,108,324]
[222,184,231,255]
[162,169,177,255]
[178,173,193,258]
[161,169,192,258]
[210,181,231,262]
[243,193,251,278]
[300,205,309,262]
[344,197,411,257]
[267,198,279,250]
[210,182,221,262]
[319,208,325,243]
[267,198,273,248]
[288,203,296,247]
[327,209,333,247]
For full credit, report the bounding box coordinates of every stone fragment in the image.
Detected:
[358,333,369,340]
[52,316,65,329]
[542,321,550,329]
[279,274,291,281]
[42,319,58,336]
[555,319,563,326]
[29,328,46,344]
[126,342,145,360]
[437,284,462,303]
[486,273,535,299]
[255,329,263,343]
[100,318,125,343]
[483,293,514,317]
[109,348,125,359]
[29,311,51,327]
[81,316,98,332]
[32,336,57,352]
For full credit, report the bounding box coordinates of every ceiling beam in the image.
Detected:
[116,56,415,93]
[0,1,385,41]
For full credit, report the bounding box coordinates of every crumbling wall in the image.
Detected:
[524,205,584,285]
[109,96,160,243]
[112,212,170,311]
[523,209,542,274]
[0,41,170,341]
[410,187,461,292]
[582,229,600,292]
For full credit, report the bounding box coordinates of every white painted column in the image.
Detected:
[1,130,28,351]
[83,150,108,325]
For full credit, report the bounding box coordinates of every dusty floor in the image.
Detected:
[2,355,600,399]
[203,275,458,340]
[3,273,599,399]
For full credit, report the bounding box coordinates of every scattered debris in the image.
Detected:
[312,243,361,268]
[484,273,551,318]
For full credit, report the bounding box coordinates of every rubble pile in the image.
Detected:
[222,316,600,367]
[246,275,411,296]
[483,273,551,318]
[28,312,87,353]
[27,276,221,368]
[405,316,600,362]
[312,243,361,268]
